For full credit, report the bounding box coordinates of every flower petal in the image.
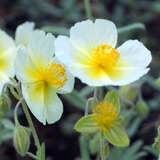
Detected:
[52,57,75,94]
[110,40,152,86]
[22,82,63,125]
[0,72,9,95]
[45,89,63,124]
[15,22,35,46]
[15,46,39,83]
[117,40,152,67]
[0,29,17,94]
[94,19,117,47]
[70,19,117,49]
[28,31,55,66]
[22,82,46,124]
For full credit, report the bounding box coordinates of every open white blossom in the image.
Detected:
[55,19,152,86]
[0,30,17,95]
[15,31,74,125]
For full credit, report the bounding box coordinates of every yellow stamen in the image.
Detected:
[27,63,68,89]
[93,102,119,131]
[44,63,68,88]
[92,44,120,73]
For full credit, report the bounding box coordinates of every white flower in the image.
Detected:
[15,31,74,125]
[15,22,36,47]
[55,19,152,86]
[0,29,17,95]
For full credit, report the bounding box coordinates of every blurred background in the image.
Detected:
[0,0,160,160]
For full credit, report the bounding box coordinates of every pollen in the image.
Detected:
[93,102,119,131]
[92,44,120,71]
[43,63,68,88]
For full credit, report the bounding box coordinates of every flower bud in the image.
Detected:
[13,125,30,156]
[0,94,11,118]
[136,100,149,118]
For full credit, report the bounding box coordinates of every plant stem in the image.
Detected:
[93,87,99,104]
[14,98,24,125]
[83,0,92,20]
[27,152,39,160]
[21,100,41,150]
[100,136,105,160]
[80,136,90,160]
[15,84,41,150]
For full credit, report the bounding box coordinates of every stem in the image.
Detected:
[93,87,99,104]
[27,152,39,160]
[85,99,90,116]
[80,136,90,160]
[15,84,41,150]
[159,154,160,160]
[21,100,41,149]
[14,98,24,125]
[83,0,92,20]
[100,135,105,160]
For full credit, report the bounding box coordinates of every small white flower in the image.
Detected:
[15,31,74,125]
[15,22,36,47]
[55,19,152,86]
[0,30,17,95]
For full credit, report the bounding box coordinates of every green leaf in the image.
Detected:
[104,125,130,147]
[74,115,99,133]
[104,91,120,113]
[1,119,15,130]
[118,23,145,34]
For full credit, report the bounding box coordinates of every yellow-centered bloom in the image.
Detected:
[93,102,119,131]
[0,30,17,95]
[55,19,152,86]
[15,31,74,125]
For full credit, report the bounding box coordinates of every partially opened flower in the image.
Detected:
[15,31,74,125]
[15,22,35,47]
[55,19,152,86]
[75,91,129,147]
[0,30,17,95]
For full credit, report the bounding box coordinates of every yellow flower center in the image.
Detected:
[93,102,119,131]
[92,44,120,72]
[40,63,68,89]
[27,63,68,89]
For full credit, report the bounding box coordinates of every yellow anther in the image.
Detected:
[93,102,119,131]
[92,44,120,71]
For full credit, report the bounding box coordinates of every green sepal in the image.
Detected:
[104,91,120,113]
[74,115,99,133]
[103,125,130,147]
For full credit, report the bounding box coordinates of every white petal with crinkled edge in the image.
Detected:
[15,46,40,83]
[45,87,63,124]
[112,68,149,86]
[51,57,75,94]
[15,22,35,46]
[0,30,17,95]
[28,31,55,67]
[22,82,63,125]
[70,19,117,50]
[57,71,75,94]
[22,82,46,124]
[55,36,89,66]
[117,40,152,67]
